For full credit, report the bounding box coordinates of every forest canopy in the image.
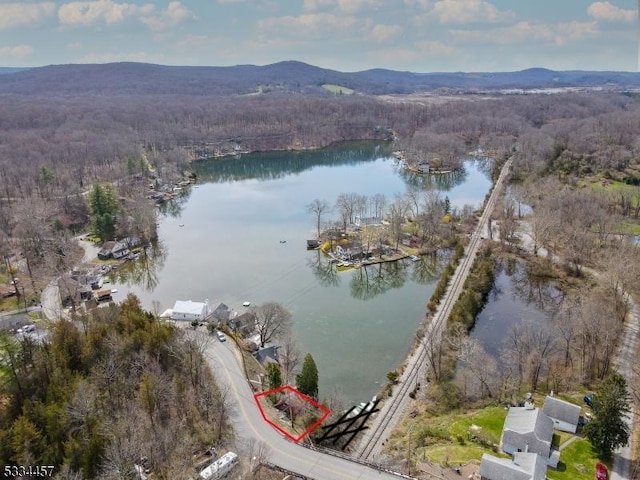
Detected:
[0,295,230,479]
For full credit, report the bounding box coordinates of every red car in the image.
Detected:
[596,463,608,480]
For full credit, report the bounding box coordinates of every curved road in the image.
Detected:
[201,332,409,480]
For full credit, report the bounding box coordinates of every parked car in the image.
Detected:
[584,394,595,408]
[595,462,608,480]
[216,331,226,342]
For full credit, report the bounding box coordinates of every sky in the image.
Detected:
[0,0,639,72]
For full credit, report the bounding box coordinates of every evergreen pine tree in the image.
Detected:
[296,353,318,399]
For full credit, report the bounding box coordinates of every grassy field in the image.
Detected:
[547,439,609,480]
[390,406,508,466]
[321,84,354,95]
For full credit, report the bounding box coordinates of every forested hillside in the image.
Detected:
[1,62,640,95]
[0,295,230,479]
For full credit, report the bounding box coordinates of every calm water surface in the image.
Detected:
[113,143,492,402]
[470,258,564,359]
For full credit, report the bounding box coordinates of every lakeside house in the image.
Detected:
[255,346,279,365]
[229,312,256,337]
[171,299,210,322]
[479,452,546,480]
[212,302,232,324]
[354,216,382,227]
[335,241,363,261]
[542,395,581,433]
[501,406,559,468]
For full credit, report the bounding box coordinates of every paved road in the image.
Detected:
[611,298,639,480]
[199,331,409,480]
[356,158,513,459]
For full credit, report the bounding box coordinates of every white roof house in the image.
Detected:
[171,299,210,321]
[501,406,559,467]
[542,395,582,433]
[479,452,546,480]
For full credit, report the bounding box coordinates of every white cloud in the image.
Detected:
[141,1,194,31]
[58,0,193,30]
[0,2,55,30]
[0,45,35,58]
[367,24,402,42]
[587,1,635,23]
[428,0,515,24]
[450,20,599,47]
[303,0,389,14]
[58,0,154,26]
[258,13,359,37]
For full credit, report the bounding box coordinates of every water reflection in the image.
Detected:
[394,161,469,191]
[470,258,563,358]
[113,241,167,292]
[194,141,393,183]
[411,252,441,284]
[156,188,192,218]
[306,250,340,288]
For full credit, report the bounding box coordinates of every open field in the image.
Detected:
[322,84,354,94]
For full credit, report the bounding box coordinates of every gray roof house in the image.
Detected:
[542,395,581,433]
[212,303,231,324]
[255,346,279,365]
[501,406,559,467]
[229,312,256,337]
[479,452,546,480]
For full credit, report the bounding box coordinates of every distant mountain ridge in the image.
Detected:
[0,61,639,95]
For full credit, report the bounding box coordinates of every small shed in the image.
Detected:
[171,299,210,322]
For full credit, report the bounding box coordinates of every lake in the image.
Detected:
[112,142,492,403]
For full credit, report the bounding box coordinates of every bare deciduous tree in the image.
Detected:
[305,199,330,239]
[252,302,292,348]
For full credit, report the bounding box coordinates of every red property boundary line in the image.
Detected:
[254,385,331,442]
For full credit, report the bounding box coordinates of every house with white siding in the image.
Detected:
[171,299,210,322]
[542,395,581,433]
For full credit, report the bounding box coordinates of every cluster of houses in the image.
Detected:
[146,180,192,205]
[167,298,279,364]
[479,395,583,480]
[97,236,142,261]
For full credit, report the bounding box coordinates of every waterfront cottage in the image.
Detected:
[97,241,116,260]
[229,312,256,337]
[479,452,546,480]
[171,299,210,322]
[542,395,581,433]
[335,241,363,261]
[212,303,231,324]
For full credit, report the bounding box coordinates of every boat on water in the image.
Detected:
[242,301,251,307]
[410,255,420,262]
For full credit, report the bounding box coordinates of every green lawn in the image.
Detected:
[547,439,609,480]
[321,84,354,95]
[392,406,508,466]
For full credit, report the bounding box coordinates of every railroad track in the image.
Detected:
[357,158,513,461]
